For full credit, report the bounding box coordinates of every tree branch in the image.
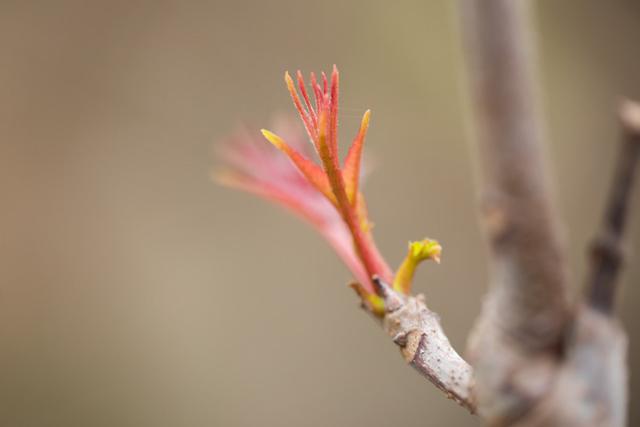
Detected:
[458,0,571,351]
[457,0,574,422]
[587,100,640,314]
[371,278,476,413]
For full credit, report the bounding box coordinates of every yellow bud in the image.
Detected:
[393,238,442,294]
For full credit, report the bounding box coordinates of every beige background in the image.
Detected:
[1,1,639,426]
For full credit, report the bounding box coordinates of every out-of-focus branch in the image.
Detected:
[457,0,573,422]
[458,0,570,350]
[371,278,476,413]
[587,100,640,314]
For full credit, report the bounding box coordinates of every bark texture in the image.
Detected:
[374,278,475,413]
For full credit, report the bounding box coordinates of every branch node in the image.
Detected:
[372,276,404,312]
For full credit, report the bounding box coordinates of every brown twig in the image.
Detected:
[587,100,640,314]
[372,278,476,413]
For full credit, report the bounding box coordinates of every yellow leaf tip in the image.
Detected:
[362,109,371,126]
[260,129,284,149]
[284,71,295,87]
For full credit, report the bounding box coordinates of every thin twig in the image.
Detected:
[372,278,476,413]
[587,100,640,314]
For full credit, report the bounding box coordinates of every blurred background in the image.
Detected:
[1,1,639,426]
